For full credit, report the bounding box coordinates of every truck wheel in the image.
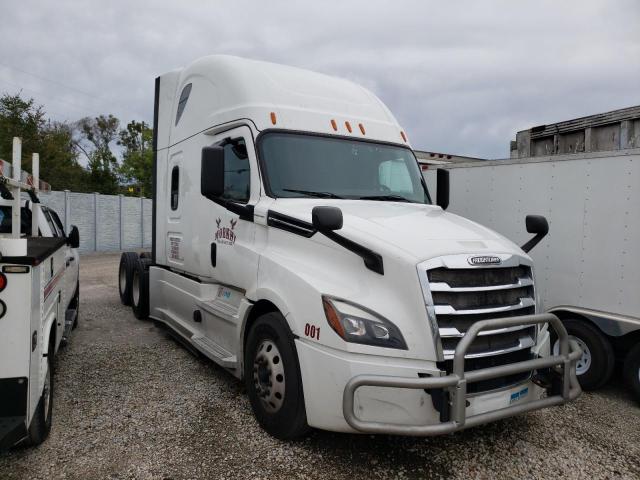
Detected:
[552,318,614,390]
[244,312,310,440]
[623,343,640,405]
[131,258,151,320]
[119,252,139,306]
[25,342,54,446]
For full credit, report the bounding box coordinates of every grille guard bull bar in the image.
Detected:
[342,313,582,436]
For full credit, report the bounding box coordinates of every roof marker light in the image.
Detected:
[401,131,407,142]
[345,121,352,133]
[359,123,366,135]
[330,119,338,131]
[270,112,277,125]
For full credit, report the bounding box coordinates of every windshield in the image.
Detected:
[259,133,431,203]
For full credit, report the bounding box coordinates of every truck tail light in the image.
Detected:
[0,272,6,292]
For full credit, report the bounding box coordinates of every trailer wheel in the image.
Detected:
[131,258,151,320]
[118,252,139,306]
[623,343,640,405]
[25,341,54,446]
[552,318,614,390]
[244,312,310,440]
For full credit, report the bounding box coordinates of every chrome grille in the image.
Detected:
[423,259,537,393]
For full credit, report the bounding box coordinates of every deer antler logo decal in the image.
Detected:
[214,217,238,246]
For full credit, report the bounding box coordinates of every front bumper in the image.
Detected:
[341,313,581,435]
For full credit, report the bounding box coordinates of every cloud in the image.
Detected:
[0,0,638,158]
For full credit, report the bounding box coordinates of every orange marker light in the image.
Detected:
[330,119,338,131]
[359,123,366,135]
[345,121,352,133]
[270,112,277,125]
[401,131,407,142]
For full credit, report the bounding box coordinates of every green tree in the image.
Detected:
[118,120,153,197]
[0,92,88,191]
[75,114,120,194]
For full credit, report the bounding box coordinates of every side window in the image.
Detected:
[170,166,180,210]
[175,83,192,125]
[221,139,250,203]
[49,209,66,237]
[42,208,60,237]
[379,159,413,194]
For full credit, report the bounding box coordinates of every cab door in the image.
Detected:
[43,207,77,309]
[198,125,260,291]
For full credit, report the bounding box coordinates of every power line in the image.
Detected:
[0,77,99,117]
[0,61,100,99]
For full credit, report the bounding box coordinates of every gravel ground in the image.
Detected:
[1,253,639,479]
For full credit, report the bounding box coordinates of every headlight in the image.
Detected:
[322,296,408,350]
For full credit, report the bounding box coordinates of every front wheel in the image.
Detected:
[244,312,310,440]
[623,343,640,405]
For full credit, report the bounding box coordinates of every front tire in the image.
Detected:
[244,312,310,440]
[25,342,54,446]
[623,343,640,405]
[552,318,614,390]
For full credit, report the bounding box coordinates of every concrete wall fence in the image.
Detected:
[40,190,152,253]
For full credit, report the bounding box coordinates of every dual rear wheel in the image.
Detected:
[118,253,151,319]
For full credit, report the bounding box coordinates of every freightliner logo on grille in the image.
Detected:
[467,255,502,266]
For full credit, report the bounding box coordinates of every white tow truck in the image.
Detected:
[119,56,582,439]
[0,138,80,450]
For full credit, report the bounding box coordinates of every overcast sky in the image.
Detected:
[1,0,638,159]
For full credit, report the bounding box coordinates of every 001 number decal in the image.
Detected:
[304,323,320,340]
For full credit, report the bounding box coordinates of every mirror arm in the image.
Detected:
[521,232,547,253]
[208,195,254,222]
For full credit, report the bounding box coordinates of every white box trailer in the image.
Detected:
[424,149,640,401]
[0,138,80,450]
[119,55,582,439]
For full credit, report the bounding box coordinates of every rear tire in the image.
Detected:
[131,258,151,320]
[25,341,54,446]
[119,252,139,306]
[623,343,640,405]
[552,318,615,390]
[244,312,310,440]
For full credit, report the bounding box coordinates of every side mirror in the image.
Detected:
[312,206,343,232]
[436,169,450,210]
[201,146,225,200]
[68,225,80,249]
[521,215,549,253]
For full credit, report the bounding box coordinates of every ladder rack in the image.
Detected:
[0,137,47,257]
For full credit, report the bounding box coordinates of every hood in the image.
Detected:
[269,198,526,262]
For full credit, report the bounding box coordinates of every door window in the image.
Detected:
[43,208,61,237]
[221,139,250,203]
[49,209,66,236]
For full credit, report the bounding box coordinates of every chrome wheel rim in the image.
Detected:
[553,336,591,375]
[132,270,140,306]
[253,339,285,413]
[43,364,51,421]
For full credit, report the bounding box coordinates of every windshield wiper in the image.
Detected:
[358,194,415,203]
[282,188,343,199]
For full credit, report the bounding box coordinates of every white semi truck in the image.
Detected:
[119,55,581,439]
[0,139,80,450]
[424,149,640,403]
